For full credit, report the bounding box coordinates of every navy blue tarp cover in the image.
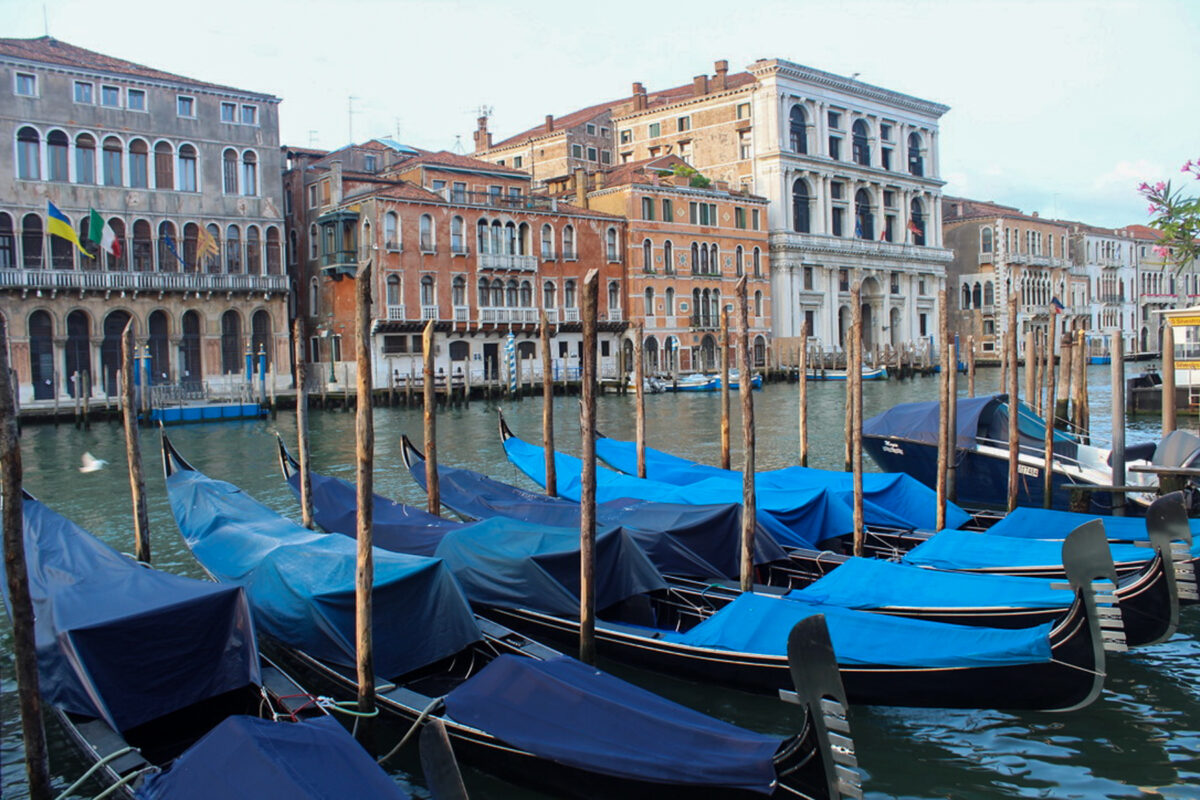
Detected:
[503,434,964,547]
[287,467,460,556]
[903,529,1150,571]
[667,593,1053,667]
[406,453,787,578]
[136,715,408,800]
[0,498,259,733]
[433,519,667,616]
[443,654,781,794]
[863,394,1078,451]
[593,436,968,532]
[166,467,481,680]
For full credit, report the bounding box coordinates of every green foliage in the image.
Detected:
[668,163,712,189]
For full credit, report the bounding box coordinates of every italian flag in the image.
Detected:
[87,208,122,258]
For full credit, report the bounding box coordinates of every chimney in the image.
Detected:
[473,116,492,152]
[593,171,606,190]
[632,82,647,111]
[545,114,554,133]
[330,160,343,204]
[713,60,728,91]
[574,167,588,209]
[692,74,709,96]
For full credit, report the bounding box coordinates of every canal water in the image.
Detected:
[4,365,1198,799]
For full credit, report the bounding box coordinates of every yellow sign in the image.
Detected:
[1169,315,1200,327]
[1177,361,1200,370]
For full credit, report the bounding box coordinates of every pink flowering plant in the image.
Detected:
[1139,160,1200,272]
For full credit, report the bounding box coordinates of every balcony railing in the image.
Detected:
[453,305,469,322]
[478,253,537,272]
[319,250,356,269]
[478,307,541,324]
[0,268,287,294]
[421,305,439,320]
[772,232,952,264]
[563,308,580,323]
[608,309,623,322]
[689,314,719,330]
[386,305,406,321]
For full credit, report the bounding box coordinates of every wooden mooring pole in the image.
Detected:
[579,269,599,664]
[1006,293,1020,512]
[843,320,854,473]
[354,262,376,716]
[423,319,439,517]
[1024,329,1037,416]
[850,281,864,557]
[0,318,53,800]
[541,311,557,496]
[1074,329,1089,442]
[633,322,646,480]
[720,307,731,471]
[121,323,150,564]
[736,276,758,589]
[967,335,976,398]
[1110,333,1127,516]
[1057,330,1073,430]
[1162,324,1176,435]
[936,290,950,531]
[947,328,959,504]
[798,321,808,467]
[1043,316,1059,508]
[294,318,313,529]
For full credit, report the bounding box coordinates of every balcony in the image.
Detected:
[386,305,406,321]
[770,232,952,266]
[478,253,537,272]
[608,308,623,323]
[0,268,287,295]
[319,249,357,276]
[689,314,719,330]
[478,307,541,325]
[563,308,580,323]
[420,305,439,320]
[453,305,469,322]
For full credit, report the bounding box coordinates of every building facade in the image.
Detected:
[283,141,627,388]
[474,58,952,359]
[1067,223,1139,355]
[0,36,287,403]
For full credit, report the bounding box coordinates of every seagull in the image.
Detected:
[80,452,108,473]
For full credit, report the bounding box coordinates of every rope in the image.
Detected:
[318,697,382,718]
[54,747,137,800]
[91,767,159,800]
[1048,657,1106,678]
[376,696,446,765]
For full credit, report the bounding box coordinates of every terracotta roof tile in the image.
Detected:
[1119,224,1165,241]
[396,148,528,176]
[0,36,274,98]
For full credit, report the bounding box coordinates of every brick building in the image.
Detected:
[0,36,288,403]
[283,141,627,387]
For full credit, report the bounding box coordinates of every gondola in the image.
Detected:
[396,432,1172,648]
[804,367,887,382]
[860,394,1200,514]
[0,492,407,799]
[163,435,852,800]
[280,439,1110,712]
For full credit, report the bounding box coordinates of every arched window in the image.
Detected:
[132,219,153,271]
[21,213,44,269]
[250,310,271,369]
[48,209,73,269]
[102,136,122,186]
[419,214,434,251]
[855,188,874,240]
[907,132,924,176]
[220,310,242,374]
[452,276,466,306]
[222,148,238,194]
[265,227,281,274]
[225,224,241,272]
[961,283,971,309]
[384,274,401,307]
[543,281,556,309]
[476,218,490,255]
[47,130,69,181]
[505,279,518,307]
[154,141,174,189]
[909,199,925,246]
[28,309,54,399]
[789,105,807,153]
[75,133,96,184]
[148,310,170,382]
[517,222,530,255]
[699,243,709,274]
[665,287,675,316]
[491,278,504,307]
[792,179,810,233]
[606,228,619,261]
[490,220,504,255]
[644,287,655,316]
[77,217,99,269]
[972,282,982,308]
[178,144,197,191]
[383,212,399,250]
[505,221,517,255]
[564,279,577,308]
[99,311,129,396]
[183,222,199,270]
[753,247,761,278]
[307,223,318,260]
[754,290,764,316]
[241,151,257,196]
[309,277,319,316]
[711,244,720,274]
[0,213,13,268]
[478,277,491,306]
[563,225,576,259]
[735,245,744,277]
[690,242,699,273]
[245,225,261,274]
[451,216,465,254]
[642,238,653,272]
[128,139,149,188]
[105,218,126,270]
[520,280,532,307]
[17,127,40,180]
[663,240,674,274]
[980,227,993,253]
[179,310,202,381]
[541,224,554,259]
[157,220,178,271]
[984,281,995,306]
[851,120,870,167]
[609,281,620,314]
[204,224,221,273]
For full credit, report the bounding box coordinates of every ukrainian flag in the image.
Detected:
[47,201,93,258]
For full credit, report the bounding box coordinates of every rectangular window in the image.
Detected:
[127,89,146,111]
[803,267,814,290]
[488,185,501,204]
[830,182,844,200]
[735,207,746,229]
[881,148,892,170]
[828,136,841,160]
[619,129,632,144]
[74,81,93,103]
[600,127,608,137]
[677,116,690,132]
[431,179,446,193]
[15,72,36,96]
[739,131,751,160]
[364,154,377,172]
[827,111,841,128]
[751,209,760,230]
[832,207,844,236]
[452,181,466,202]
[648,122,661,138]
[662,198,673,220]
[221,102,237,122]
[690,202,698,225]
[177,95,195,117]
[308,185,318,208]
[600,150,611,164]
[641,197,655,220]
[382,335,408,355]
[883,190,895,207]
[919,313,927,336]
[736,103,750,119]
[585,123,596,135]
[241,105,258,125]
[838,269,849,291]
[805,309,815,335]
[880,123,892,140]
[571,144,582,158]
[101,85,120,107]
[513,155,523,168]
[586,146,597,161]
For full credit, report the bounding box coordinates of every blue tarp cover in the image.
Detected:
[407,454,787,578]
[167,468,481,680]
[903,530,1151,571]
[432,519,667,616]
[287,468,460,556]
[136,715,408,800]
[665,593,1053,667]
[982,506,1200,555]
[443,654,781,794]
[504,435,960,547]
[3,498,259,733]
[594,437,969,532]
[792,556,1073,610]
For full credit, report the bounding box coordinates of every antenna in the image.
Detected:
[476,105,494,120]
[43,3,49,35]
[452,135,465,155]
[308,130,319,146]
[347,96,360,144]
[394,117,402,140]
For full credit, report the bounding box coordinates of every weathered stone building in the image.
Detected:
[0,36,287,403]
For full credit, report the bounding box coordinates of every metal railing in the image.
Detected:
[478,253,537,272]
[0,268,287,293]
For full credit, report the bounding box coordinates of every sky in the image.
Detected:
[5,0,1198,229]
